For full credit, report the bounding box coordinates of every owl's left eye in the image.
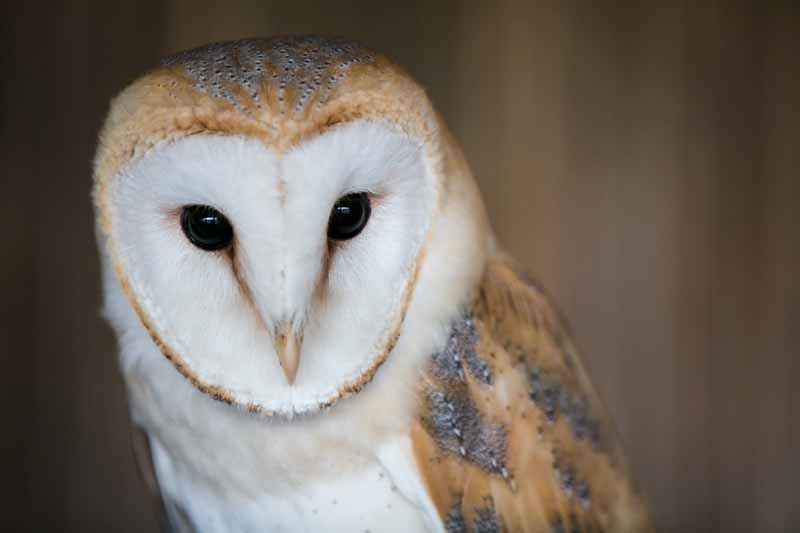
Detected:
[180,205,234,251]
[328,192,371,241]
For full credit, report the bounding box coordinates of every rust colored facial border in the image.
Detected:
[97,120,437,417]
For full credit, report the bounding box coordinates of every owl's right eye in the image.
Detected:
[180,205,234,251]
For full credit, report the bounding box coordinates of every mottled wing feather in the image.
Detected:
[412,255,653,532]
[130,426,197,533]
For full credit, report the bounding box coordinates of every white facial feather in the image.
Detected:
[107,120,434,415]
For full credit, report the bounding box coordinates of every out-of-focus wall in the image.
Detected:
[2,2,797,532]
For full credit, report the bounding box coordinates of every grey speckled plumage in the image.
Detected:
[411,257,653,532]
[162,36,375,115]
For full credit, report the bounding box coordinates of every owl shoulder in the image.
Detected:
[410,254,653,532]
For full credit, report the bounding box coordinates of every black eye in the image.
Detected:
[180,205,234,251]
[327,192,371,241]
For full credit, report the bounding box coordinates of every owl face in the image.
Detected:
[107,120,435,415]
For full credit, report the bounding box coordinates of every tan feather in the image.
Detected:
[412,255,653,532]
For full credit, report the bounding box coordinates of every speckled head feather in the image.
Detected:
[161,37,377,116]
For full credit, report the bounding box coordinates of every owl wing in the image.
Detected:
[130,426,197,533]
[411,255,653,532]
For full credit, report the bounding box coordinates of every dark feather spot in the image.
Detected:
[423,388,508,475]
[473,497,500,533]
[444,502,467,533]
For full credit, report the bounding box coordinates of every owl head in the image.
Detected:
[94,36,489,417]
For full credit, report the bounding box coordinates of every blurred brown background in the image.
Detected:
[2,2,797,532]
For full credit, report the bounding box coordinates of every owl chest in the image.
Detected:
[131,369,436,532]
[152,438,431,532]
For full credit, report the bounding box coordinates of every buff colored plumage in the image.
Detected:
[412,257,652,532]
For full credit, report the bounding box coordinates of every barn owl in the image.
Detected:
[94,36,652,532]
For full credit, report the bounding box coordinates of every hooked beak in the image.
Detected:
[274,322,302,385]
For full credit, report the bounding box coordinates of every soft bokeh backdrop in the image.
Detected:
[2,2,797,532]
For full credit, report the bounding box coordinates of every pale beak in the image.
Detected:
[274,323,302,385]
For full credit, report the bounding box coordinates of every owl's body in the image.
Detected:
[95,37,651,532]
